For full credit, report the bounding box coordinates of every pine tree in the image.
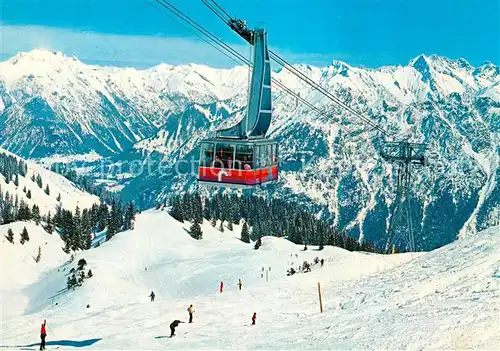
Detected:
[254,236,262,250]
[194,192,203,224]
[87,269,93,278]
[203,198,211,220]
[22,185,26,193]
[241,222,250,243]
[190,221,203,240]
[34,246,41,263]
[123,202,136,230]
[26,189,32,199]
[211,218,217,227]
[1,192,14,224]
[82,209,93,249]
[67,275,74,290]
[97,203,108,232]
[56,193,61,202]
[107,200,122,241]
[219,221,224,232]
[60,210,76,252]
[32,204,41,225]
[45,212,55,234]
[13,174,19,186]
[5,228,14,243]
[36,174,43,188]
[77,270,85,286]
[169,195,184,222]
[17,200,31,221]
[227,221,233,231]
[77,258,87,270]
[19,226,29,244]
[44,184,50,195]
[319,231,325,251]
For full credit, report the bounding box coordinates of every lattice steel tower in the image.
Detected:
[381,141,427,252]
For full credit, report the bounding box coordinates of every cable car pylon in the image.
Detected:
[380,141,427,253]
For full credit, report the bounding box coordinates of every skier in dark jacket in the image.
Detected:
[149,291,155,302]
[187,304,195,323]
[320,258,324,267]
[169,320,184,337]
[251,312,256,326]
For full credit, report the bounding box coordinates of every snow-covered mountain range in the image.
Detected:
[0,49,498,250]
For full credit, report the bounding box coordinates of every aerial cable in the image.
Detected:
[145,0,243,66]
[195,0,389,136]
[148,0,356,135]
[205,0,233,21]
[269,51,388,136]
[201,0,231,24]
[153,0,256,69]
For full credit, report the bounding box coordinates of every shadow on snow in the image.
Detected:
[1,338,102,348]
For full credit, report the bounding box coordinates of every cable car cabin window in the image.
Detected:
[270,144,277,165]
[253,146,260,168]
[200,142,215,167]
[215,143,234,169]
[260,145,268,168]
[267,144,273,167]
[235,144,253,170]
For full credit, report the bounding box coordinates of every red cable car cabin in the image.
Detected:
[198,26,278,188]
[198,138,278,188]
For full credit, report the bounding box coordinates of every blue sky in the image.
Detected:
[1,0,499,68]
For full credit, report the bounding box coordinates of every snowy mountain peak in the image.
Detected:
[330,59,351,69]
[411,54,432,81]
[473,61,500,80]
[8,48,80,67]
[327,59,351,76]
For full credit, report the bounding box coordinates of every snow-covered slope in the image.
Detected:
[0,221,67,321]
[1,210,498,349]
[0,147,99,215]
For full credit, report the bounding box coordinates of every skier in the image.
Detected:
[169,320,184,337]
[187,304,195,323]
[220,281,224,293]
[40,319,47,350]
[320,258,324,267]
[251,312,256,326]
[149,291,155,302]
[237,279,242,290]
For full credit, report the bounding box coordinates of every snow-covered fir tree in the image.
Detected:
[190,221,203,240]
[241,222,250,243]
[5,228,14,243]
[19,226,29,244]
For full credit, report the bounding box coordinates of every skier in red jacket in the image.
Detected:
[40,320,47,350]
[220,281,224,293]
[251,312,256,326]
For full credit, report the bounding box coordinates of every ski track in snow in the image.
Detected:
[1,210,499,350]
